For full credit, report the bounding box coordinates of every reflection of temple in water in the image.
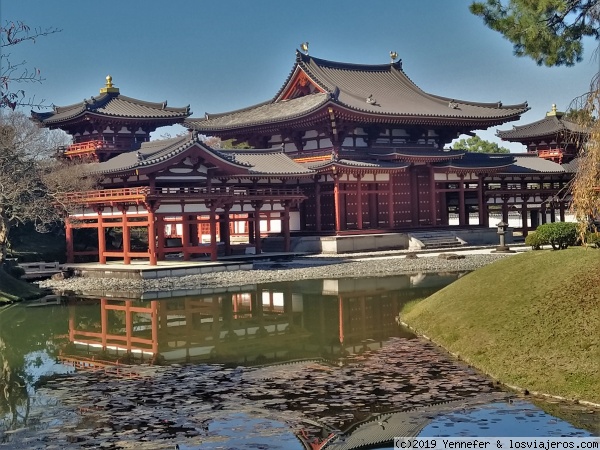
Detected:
[60,274,458,367]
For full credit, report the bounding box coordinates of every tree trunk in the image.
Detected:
[0,215,9,264]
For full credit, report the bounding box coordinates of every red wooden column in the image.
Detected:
[121,208,131,264]
[477,174,486,227]
[540,199,547,225]
[429,165,437,226]
[388,175,395,229]
[521,196,530,237]
[458,174,466,226]
[155,214,164,262]
[65,218,74,263]
[410,167,419,226]
[222,206,232,256]
[181,215,190,261]
[501,195,509,223]
[248,213,255,244]
[96,208,106,264]
[333,172,342,233]
[356,174,363,230]
[209,206,218,261]
[253,201,263,254]
[282,201,291,252]
[439,185,448,226]
[189,215,200,247]
[314,179,322,232]
[147,208,157,266]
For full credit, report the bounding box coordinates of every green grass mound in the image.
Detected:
[0,268,44,303]
[402,247,600,404]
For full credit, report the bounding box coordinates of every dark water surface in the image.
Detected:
[0,273,596,448]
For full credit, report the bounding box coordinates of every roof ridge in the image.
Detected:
[116,94,190,113]
[223,148,285,155]
[298,51,401,72]
[202,99,273,120]
[297,57,335,93]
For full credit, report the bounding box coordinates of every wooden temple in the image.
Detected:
[33,50,577,265]
[32,76,191,161]
[497,104,588,164]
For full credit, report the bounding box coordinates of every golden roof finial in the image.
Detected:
[100,75,119,94]
[390,51,398,63]
[300,42,309,55]
[546,103,559,116]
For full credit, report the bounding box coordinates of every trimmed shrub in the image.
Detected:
[524,231,545,250]
[534,222,578,250]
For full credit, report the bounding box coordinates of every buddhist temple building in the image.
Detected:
[497,104,588,164]
[33,49,578,266]
[32,76,191,161]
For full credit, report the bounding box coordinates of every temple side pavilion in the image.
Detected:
[32,76,191,161]
[64,133,310,264]
[35,50,574,266]
[497,104,588,164]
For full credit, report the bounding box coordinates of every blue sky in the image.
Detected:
[2,0,598,151]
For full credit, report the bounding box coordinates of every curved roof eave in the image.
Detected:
[91,135,252,176]
[32,93,191,125]
[309,160,409,172]
[295,52,529,121]
[330,100,529,123]
[497,115,588,141]
[184,94,332,132]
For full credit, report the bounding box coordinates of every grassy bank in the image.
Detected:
[401,247,600,404]
[0,268,44,303]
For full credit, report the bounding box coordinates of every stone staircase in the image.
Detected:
[408,230,466,250]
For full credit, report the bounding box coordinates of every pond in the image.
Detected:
[0,273,596,448]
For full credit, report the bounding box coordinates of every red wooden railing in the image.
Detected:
[538,149,563,157]
[64,140,118,156]
[537,148,564,162]
[64,186,306,204]
[64,187,150,203]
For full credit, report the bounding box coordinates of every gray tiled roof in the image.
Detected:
[90,134,247,174]
[294,53,528,120]
[185,93,329,131]
[186,52,528,132]
[221,149,314,175]
[32,92,191,125]
[304,158,409,170]
[91,135,314,176]
[367,148,466,159]
[561,157,580,173]
[497,115,588,141]
[434,152,515,169]
[500,154,566,174]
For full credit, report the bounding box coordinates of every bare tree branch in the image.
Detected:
[0,21,61,110]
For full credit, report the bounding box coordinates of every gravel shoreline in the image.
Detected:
[37,252,513,295]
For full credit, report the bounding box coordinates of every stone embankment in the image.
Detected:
[38,252,512,294]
